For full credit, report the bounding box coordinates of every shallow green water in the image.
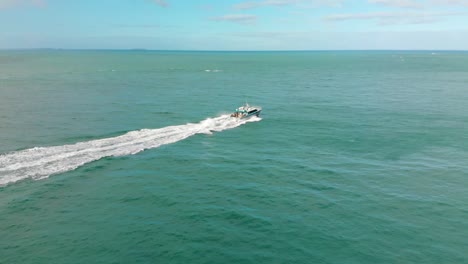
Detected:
[1,50,468,263]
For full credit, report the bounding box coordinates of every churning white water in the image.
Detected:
[0,115,261,186]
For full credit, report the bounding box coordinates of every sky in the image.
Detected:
[0,0,467,50]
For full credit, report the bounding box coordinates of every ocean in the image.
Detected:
[1,50,467,263]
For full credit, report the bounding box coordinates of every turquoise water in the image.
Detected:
[1,50,468,263]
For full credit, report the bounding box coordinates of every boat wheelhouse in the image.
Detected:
[230,103,262,118]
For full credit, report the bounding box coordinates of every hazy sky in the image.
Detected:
[1,0,467,50]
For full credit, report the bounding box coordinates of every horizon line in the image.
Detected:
[1,48,468,52]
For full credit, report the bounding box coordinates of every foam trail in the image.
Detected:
[0,115,261,186]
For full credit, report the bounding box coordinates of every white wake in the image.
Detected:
[0,115,261,186]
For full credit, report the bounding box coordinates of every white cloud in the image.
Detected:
[369,0,468,8]
[301,0,345,8]
[368,0,424,8]
[431,0,468,6]
[324,11,465,25]
[152,0,168,7]
[233,0,294,10]
[211,14,258,24]
[233,0,343,10]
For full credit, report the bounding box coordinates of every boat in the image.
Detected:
[230,103,262,118]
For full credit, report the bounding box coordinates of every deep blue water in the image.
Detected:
[1,50,468,263]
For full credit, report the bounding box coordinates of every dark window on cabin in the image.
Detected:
[248,110,256,114]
